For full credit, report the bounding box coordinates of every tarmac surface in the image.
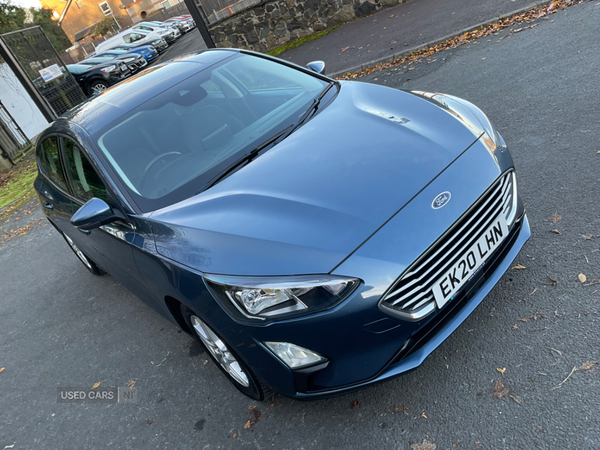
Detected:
[1,2,599,448]
[276,0,549,75]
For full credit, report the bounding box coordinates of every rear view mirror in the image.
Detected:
[71,198,119,230]
[307,61,326,75]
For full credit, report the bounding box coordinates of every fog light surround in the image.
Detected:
[264,341,327,369]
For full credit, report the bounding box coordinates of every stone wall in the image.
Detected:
[209,0,406,52]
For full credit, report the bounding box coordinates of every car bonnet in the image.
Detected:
[148,81,495,276]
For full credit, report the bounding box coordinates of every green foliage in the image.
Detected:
[0,2,72,52]
[0,155,37,210]
[0,1,27,33]
[94,17,120,37]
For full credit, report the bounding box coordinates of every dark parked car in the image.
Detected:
[66,60,131,96]
[35,50,530,400]
[79,53,147,75]
[95,46,158,64]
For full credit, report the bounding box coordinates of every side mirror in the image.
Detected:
[70,198,118,231]
[307,61,326,75]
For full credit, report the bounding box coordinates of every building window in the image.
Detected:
[161,0,171,8]
[76,0,85,9]
[99,1,112,16]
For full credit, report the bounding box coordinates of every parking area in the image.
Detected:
[1,2,599,449]
[151,30,208,65]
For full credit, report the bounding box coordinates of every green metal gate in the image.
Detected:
[1,26,87,117]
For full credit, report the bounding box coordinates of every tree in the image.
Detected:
[0,2,72,52]
[94,16,120,38]
[29,7,72,52]
[0,2,27,33]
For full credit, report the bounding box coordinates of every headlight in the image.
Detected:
[148,46,155,51]
[123,57,136,63]
[204,274,360,321]
[100,65,117,72]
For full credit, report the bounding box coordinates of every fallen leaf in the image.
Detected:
[91,381,103,390]
[493,380,509,398]
[549,213,562,223]
[453,440,462,449]
[509,394,521,404]
[351,400,360,409]
[579,361,598,371]
[512,264,526,270]
[497,367,506,375]
[512,324,518,330]
[128,379,136,388]
[243,419,253,429]
[551,229,562,235]
[547,275,558,286]
[578,273,587,283]
[420,411,428,419]
[481,57,486,60]
[233,432,237,438]
[251,408,261,420]
[519,312,547,322]
[582,234,593,240]
[411,439,436,450]
[0,367,4,373]
[390,14,394,17]
[145,418,154,425]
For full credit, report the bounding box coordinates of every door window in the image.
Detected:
[38,136,68,191]
[62,138,108,202]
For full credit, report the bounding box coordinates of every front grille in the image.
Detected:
[380,171,515,321]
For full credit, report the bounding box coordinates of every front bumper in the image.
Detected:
[211,136,530,398]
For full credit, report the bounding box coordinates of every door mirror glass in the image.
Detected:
[306,61,326,75]
[71,198,117,230]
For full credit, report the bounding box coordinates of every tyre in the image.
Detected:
[181,305,265,400]
[87,80,109,96]
[61,232,105,276]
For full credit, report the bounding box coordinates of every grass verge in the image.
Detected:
[0,152,37,211]
[267,24,343,57]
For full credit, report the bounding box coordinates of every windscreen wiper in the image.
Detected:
[201,124,296,193]
[294,81,337,130]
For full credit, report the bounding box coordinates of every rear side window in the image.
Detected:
[38,136,68,191]
[62,138,108,202]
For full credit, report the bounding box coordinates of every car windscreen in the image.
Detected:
[92,53,329,212]
[67,64,91,74]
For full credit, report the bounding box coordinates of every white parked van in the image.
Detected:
[94,28,171,54]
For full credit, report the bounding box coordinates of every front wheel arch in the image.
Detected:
[164,296,192,335]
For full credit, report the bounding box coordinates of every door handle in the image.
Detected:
[78,228,91,235]
[43,202,54,210]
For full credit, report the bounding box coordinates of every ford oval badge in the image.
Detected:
[432,191,451,209]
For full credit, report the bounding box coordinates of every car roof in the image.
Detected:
[61,50,239,134]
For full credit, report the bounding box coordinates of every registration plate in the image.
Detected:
[432,216,509,309]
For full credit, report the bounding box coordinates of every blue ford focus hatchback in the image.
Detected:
[34,49,530,399]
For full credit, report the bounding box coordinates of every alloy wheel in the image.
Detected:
[190,315,250,387]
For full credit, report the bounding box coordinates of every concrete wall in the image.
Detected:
[209,0,406,52]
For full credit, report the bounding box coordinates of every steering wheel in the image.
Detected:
[139,152,182,191]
